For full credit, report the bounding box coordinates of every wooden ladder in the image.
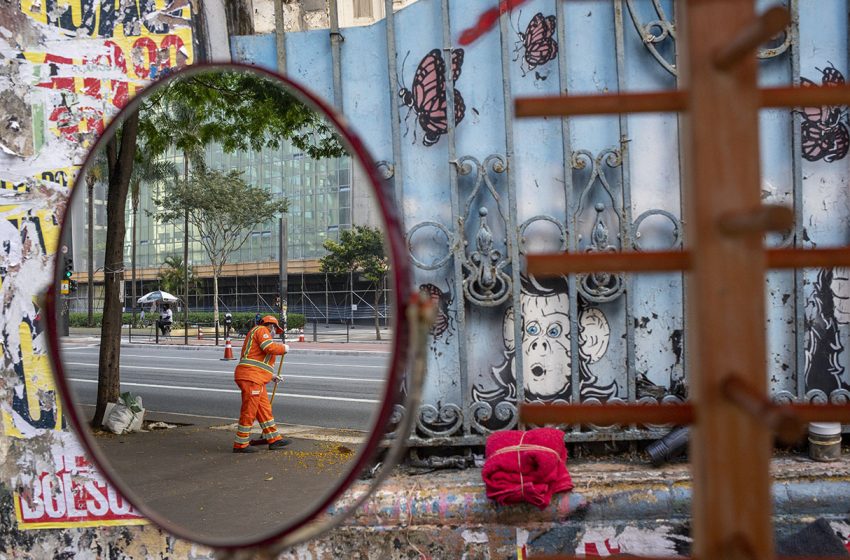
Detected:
[513,2,850,559]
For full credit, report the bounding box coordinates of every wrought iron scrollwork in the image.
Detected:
[624,0,790,78]
[469,400,518,434]
[573,148,626,303]
[415,403,464,438]
[458,155,512,307]
[632,209,682,251]
[406,221,454,270]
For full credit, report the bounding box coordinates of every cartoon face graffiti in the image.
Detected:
[503,291,609,399]
[830,266,850,325]
[474,275,617,406]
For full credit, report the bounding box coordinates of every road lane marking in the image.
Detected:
[68,378,380,403]
[63,362,385,383]
[60,352,387,368]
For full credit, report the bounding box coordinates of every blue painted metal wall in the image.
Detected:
[232,0,850,447]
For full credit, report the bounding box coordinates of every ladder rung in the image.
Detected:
[526,248,850,276]
[520,403,694,426]
[761,83,850,109]
[515,84,850,118]
[525,251,690,275]
[766,247,850,269]
[515,91,688,117]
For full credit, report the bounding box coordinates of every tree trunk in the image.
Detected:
[94,113,139,428]
[87,179,94,327]
[374,279,381,341]
[183,152,189,345]
[131,194,138,323]
[213,267,220,335]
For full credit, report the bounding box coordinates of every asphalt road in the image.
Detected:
[58,341,391,432]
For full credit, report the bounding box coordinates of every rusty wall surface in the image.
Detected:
[0,0,205,556]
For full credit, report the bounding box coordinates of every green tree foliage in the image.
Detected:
[320,226,389,340]
[156,255,200,297]
[151,167,288,328]
[91,68,339,427]
[139,71,346,159]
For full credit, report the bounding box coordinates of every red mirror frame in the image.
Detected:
[43,62,413,550]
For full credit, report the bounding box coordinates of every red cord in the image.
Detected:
[457,0,530,45]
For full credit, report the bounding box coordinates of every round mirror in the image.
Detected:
[44,64,412,549]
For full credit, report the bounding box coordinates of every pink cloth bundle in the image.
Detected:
[482,427,573,509]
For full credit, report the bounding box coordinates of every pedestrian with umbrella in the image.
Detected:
[232,315,291,453]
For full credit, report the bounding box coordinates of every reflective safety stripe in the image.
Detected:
[237,424,253,432]
[238,358,275,374]
[259,419,276,429]
[242,327,261,358]
[234,434,251,444]
[259,339,274,350]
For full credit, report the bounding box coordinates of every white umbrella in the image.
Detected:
[137,290,180,305]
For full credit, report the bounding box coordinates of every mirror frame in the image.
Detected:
[43,62,413,550]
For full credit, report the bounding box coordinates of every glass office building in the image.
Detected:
[69,136,389,321]
[131,140,353,270]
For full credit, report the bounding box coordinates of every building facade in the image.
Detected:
[68,136,387,322]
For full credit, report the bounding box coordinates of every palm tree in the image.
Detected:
[142,98,211,343]
[157,255,199,298]
[129,147,176,324]
[84,154,107,327]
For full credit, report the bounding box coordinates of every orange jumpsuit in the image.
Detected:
[232,325,288,450]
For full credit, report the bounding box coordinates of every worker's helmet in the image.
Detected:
[261,315,283,334]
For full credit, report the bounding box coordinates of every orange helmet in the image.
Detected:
[261,315,283,334]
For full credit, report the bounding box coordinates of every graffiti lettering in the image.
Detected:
[24,0,179,38]
[15,452,146,528]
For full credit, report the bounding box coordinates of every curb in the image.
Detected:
[333,457,850,527]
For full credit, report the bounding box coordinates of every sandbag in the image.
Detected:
[104,392,145,434]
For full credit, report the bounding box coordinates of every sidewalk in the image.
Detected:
[84,406,368,544]
[85,404,850,558]
[67,328,392,354]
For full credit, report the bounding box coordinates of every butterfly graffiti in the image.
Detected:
[513,12,558,77]
[419,282,455,346]
[800,63,849,163]
[398,48,466,147]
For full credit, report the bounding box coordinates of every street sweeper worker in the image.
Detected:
[232,315,291,453]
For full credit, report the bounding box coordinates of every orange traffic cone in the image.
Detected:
[298,330,305,342]
[197,327,204,340]
[221,338,236,361]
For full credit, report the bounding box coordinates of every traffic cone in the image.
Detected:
[221,338,236,361]
[197,327,203,340]
[298,330,305,342]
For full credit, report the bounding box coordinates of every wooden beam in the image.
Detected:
[761,83,850,109]
[520,403,694,426]
[765,247,850,269]
[514,90,688,118]
[678,0,773,557]
[525,251,691,275]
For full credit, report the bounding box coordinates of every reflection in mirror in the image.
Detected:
[52,66,396,546]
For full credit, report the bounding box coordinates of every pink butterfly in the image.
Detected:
[515,12,558,77]
[399,49,466,147]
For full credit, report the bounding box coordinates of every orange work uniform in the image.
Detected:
[233,325,288,450]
